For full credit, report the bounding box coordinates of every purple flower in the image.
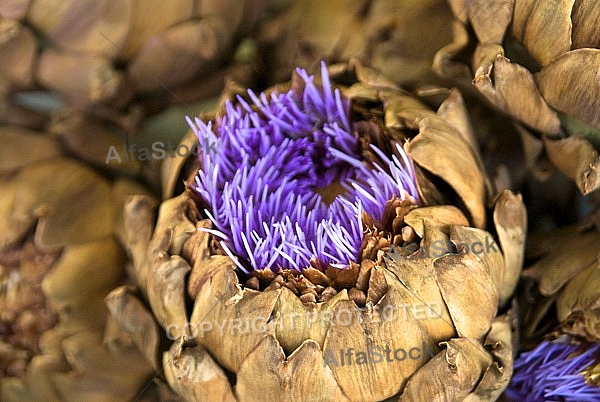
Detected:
[187,62,418,273]
[505,337,600,401]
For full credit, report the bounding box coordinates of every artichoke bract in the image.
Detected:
[0,127,155,401]
[436,0,600,196]
[520,222,600,345]
[123,62,526,401]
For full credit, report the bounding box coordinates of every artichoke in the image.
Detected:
[0,126,155,401]
[435,0,600,197]
[120,61,527,401]
[0,0,268,169]
[504,218,600,400]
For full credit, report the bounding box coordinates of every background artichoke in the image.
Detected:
[503,218,600,401]
[0,126,155,401]
[430,2,600,399]
[435,0,600,211]
[0,0,269,190]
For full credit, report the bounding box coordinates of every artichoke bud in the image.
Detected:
[124,62,527,401]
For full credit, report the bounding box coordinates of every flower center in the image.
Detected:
[316,181,348,205]
[188,62,418,273]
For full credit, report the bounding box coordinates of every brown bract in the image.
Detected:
[0,19,36,95]
[521,222,600,343]
[124,192,524,401]
[119,63,527,401]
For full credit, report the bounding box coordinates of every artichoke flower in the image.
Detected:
[506,336,600,401]
[435,0,600,196]
[122,61,526,401]
[0,126,155,401]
